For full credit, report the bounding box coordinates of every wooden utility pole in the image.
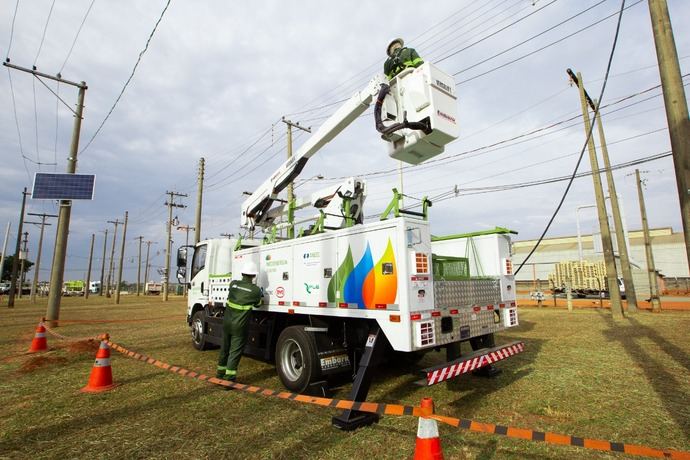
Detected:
[26,212,57,303]
[195,157,204,244]
[135,236,143,296]
[8,188,29,307]
[164,191,187,301]
[99,229,108,296]
[0,222,10,284]
[105,219,122,298]
[648,0,690,270]
[573,71,623,318]
[282,117,311,239]
[635,169,662,312]
[18,232,28,298]
[144,240,157,293]
[84,233,95,300]
[115,211,128,304]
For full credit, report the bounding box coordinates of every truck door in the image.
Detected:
[189,243,208,302]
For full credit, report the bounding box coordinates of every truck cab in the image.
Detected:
[178,238,260,350]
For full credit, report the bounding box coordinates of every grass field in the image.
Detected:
[0,296,688,459]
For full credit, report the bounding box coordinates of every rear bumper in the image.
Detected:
[416,340,524,386]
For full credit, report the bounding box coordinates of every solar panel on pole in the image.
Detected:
[31,173,96,200]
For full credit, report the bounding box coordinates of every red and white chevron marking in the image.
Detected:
[426,342,525,386]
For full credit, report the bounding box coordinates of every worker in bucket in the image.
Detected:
[216,261,263,383]
[383,37,424,80]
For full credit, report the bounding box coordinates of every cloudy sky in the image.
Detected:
[1,0,688,285]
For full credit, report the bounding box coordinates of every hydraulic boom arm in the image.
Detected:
[241,76,385,230]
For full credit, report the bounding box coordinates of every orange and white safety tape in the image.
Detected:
[36,321,690,459]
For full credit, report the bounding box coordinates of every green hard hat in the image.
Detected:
[387,38,404,57]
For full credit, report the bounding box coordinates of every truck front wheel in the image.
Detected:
[276,326,320,393]
[191,310,209,351]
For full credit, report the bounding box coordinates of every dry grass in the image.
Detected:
[0,295,688,459]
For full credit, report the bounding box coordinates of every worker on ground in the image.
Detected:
[216,261,263,384]
[383,38,424,80]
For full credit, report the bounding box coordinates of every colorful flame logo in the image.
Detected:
[327,239,397,309]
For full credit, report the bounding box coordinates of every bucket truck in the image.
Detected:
[178,62,523,430]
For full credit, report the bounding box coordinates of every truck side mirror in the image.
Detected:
[176,266,187,283]
[176,247,187,267]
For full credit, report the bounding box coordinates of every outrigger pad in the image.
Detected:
[331,412,380,431]
[415,340,524,386]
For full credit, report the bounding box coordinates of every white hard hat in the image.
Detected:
[387,38,404,57]
[241,261,258,277]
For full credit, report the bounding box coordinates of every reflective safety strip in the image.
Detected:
[226,301,253,311]
[403,57,424,67]
[34,332,46,338]
[225,369,237,376]
[424,342,525,385]
[417,416,440,439]
[99,341,109,349]
[94,358,111,367]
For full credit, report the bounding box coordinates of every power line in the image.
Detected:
[6,68,31,182]
[514,0,627,276]
[79,0,172,155]
[5,0,21,60]
[59,0,97,74]
[453,0,606,75]
[456,0,642,85]
[33,0,56,66]
[435,0,560,64]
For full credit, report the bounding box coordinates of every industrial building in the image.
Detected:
[512,227,689,295]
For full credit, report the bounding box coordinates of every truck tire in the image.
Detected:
[275,326,320,393]
[191,310,210,351]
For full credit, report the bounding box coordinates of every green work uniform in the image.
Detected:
[216,277,263,380]
[383,47,424,80]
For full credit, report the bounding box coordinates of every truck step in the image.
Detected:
[416,340,524,386]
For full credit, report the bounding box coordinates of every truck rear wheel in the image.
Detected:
[191,310,210,351]
[276,326,320,393]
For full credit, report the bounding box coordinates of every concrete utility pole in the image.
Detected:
[572,71,623,318]
[0,222,10,284]
[593,98,638,312]
[115,211,128,304]
[8,188,29,308]
[99,229,108,296]
[84,233,95,300]
[177,225,194,296]
[282,117,311,239]
[164,191,187,301]
[648,0,690,270]
[144,240,157,292]
[105,219,122,298]
[26,213,57,303]
[18,232,29,298]
[195,157,204,244]
[568,70,638,312]
[635,169,662,312]
[135,236,143,296]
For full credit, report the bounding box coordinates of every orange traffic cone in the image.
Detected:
[28,319,48,353]
[414,398,444,460]
[81,335,117,393]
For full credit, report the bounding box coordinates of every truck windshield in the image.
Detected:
[191,244,207,279]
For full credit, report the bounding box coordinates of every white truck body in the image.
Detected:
[188,219,518,353]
